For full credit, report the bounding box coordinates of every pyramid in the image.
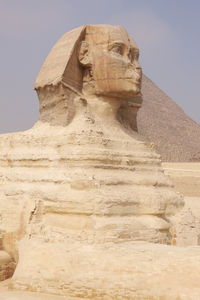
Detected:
[137,75,200,162]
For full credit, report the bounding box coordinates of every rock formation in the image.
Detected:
[0,25,200,299]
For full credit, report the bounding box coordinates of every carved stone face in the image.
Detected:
[79,25,142,98]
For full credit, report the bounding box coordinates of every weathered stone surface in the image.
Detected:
[0,25,199,299]
[0,251,15,281]
[162,163,200,246]
[170,201,200,247]
[11,242,200,299]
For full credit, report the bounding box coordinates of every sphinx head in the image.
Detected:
[79,25,142,99]
[35,25,142,125]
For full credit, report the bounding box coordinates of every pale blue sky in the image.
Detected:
[0,0,200,133]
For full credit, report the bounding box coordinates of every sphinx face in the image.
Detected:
[84,26,142,98]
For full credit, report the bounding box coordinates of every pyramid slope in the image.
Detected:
[137,75,200,161]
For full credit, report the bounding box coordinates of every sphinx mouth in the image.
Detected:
[124,74,141,86]
[133,76,141,83]
[133,76,142,86]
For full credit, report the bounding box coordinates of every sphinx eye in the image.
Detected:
[128,50,133,62]
[109,44,123,55]
[128,49,139,63]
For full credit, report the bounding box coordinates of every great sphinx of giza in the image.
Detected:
[0,25,200,299]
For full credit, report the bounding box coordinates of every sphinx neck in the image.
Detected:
[84,94,124,128]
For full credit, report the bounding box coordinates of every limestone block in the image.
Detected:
[170,196,200,246]
[10,241,200,300]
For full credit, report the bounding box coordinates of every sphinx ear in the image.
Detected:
[78,41,92,67]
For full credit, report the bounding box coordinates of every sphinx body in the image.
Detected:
[0,25,200,299]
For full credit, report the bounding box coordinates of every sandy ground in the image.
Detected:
[162,162,200,197]
[0,291,71,300]
[0,281,81,300]
[0,280,69,299]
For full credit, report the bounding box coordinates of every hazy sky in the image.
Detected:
[0,0,200,133]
